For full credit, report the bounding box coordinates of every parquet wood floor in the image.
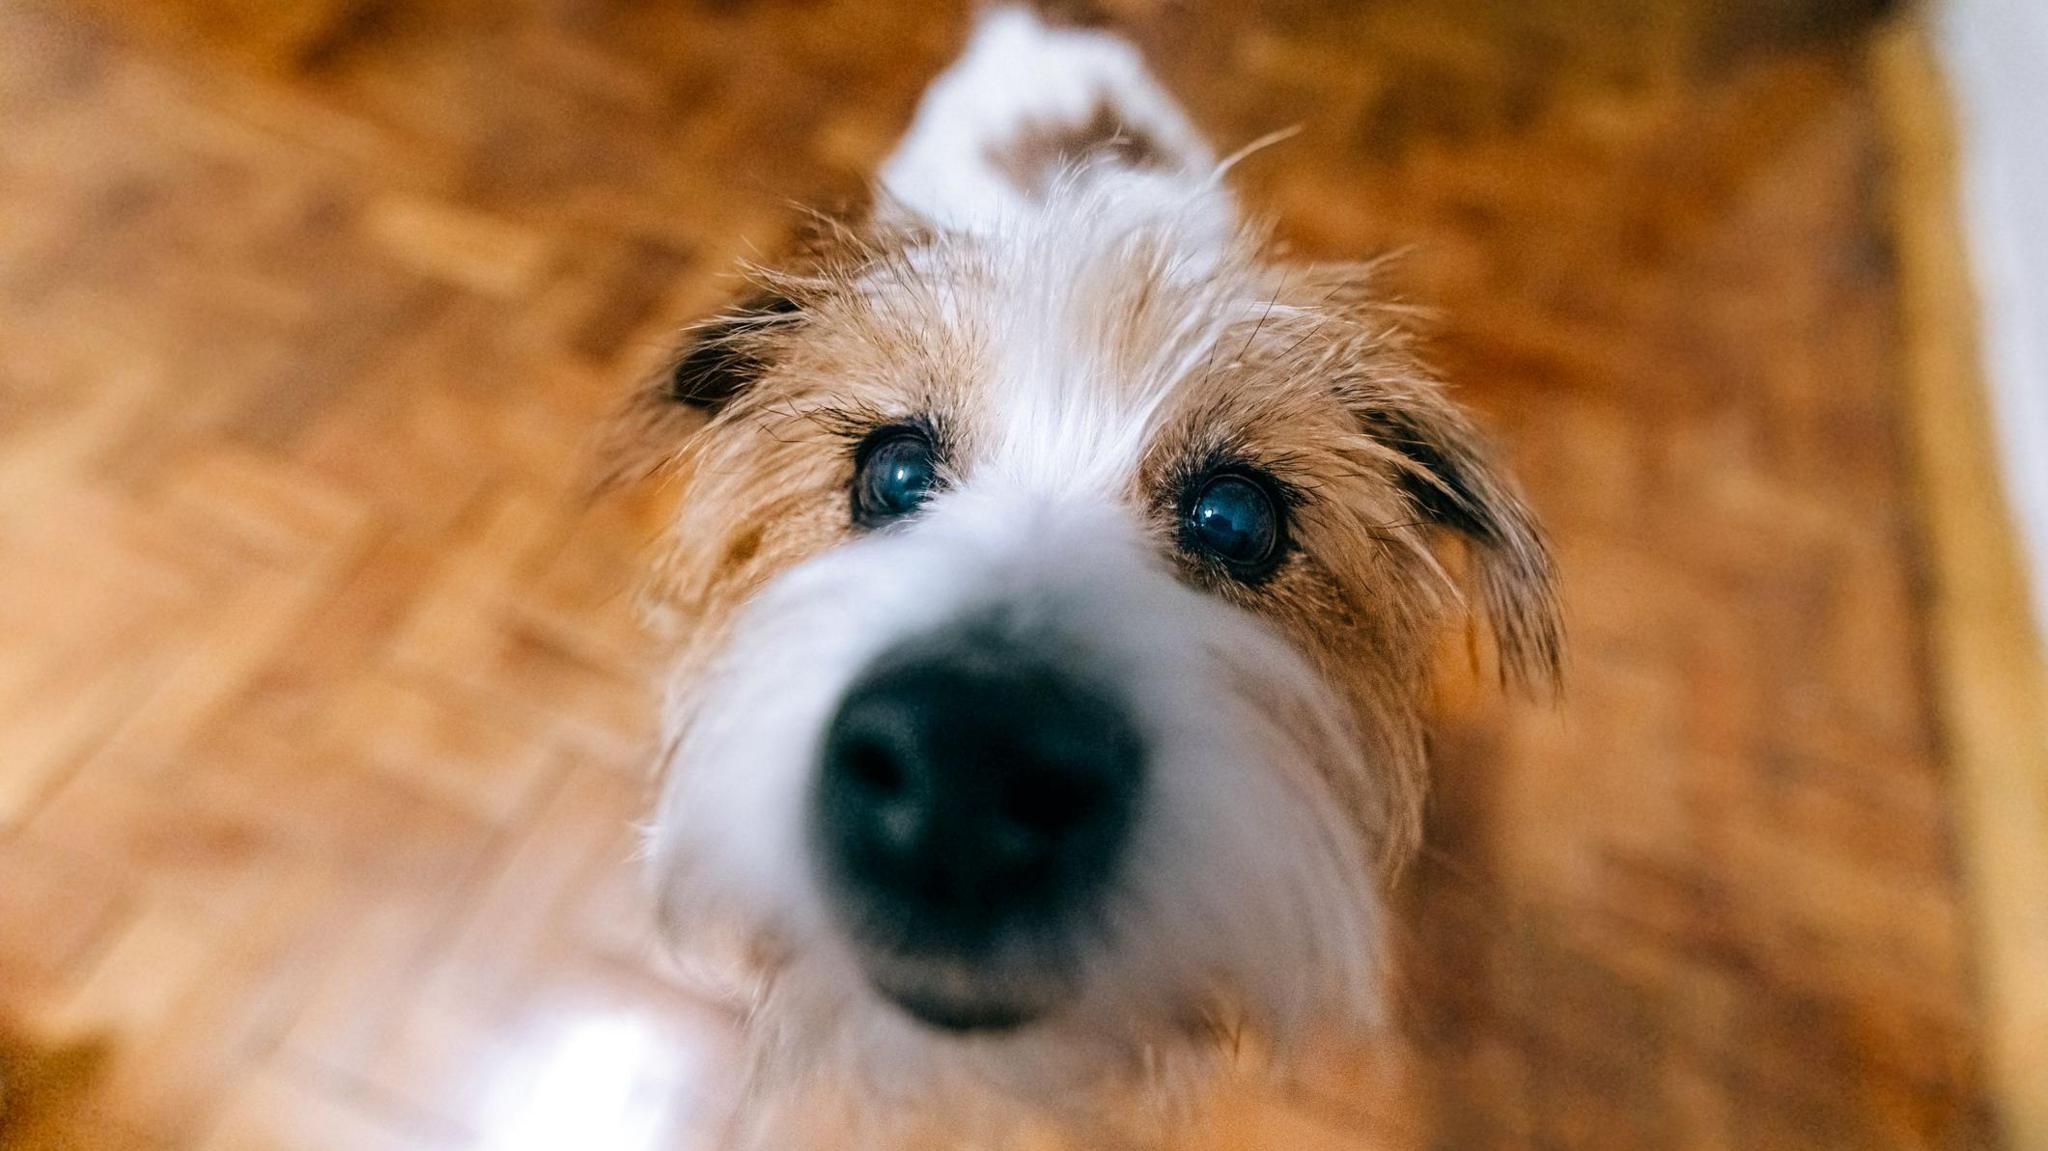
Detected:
[0,0,2007,1147]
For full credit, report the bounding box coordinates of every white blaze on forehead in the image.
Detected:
[977,234,1191,492]
[945,206,1291,498]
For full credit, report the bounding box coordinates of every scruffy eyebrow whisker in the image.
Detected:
[753,398,901,444]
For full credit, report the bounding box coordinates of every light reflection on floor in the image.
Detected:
[475,1009,718,1151]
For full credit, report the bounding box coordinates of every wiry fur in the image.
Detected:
[618,8,1560,1147]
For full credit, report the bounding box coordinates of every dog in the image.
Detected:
[616,5,1560,1145]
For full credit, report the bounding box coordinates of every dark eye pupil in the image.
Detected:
[854,431,939,524]
[1188,474,1280,569]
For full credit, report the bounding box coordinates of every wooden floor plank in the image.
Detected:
[1872,23,2048,1150]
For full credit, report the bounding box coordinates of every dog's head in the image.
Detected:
[622,7,1558,1114]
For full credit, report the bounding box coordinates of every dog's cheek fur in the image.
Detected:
[1136,365,1426,873]
[647,357,908,692]
[652,430,847,684]
[1255,451,1472,871]
[1130,271,1562,873]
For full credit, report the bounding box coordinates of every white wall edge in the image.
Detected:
[1932,0,2048,635]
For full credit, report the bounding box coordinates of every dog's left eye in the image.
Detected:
[853,426,940,526]
[1184,471,1285,577]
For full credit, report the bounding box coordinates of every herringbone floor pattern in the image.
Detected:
[0,0,1995,1147]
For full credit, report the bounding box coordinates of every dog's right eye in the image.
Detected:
[852,427,940,527]
[1180,467,1288,582]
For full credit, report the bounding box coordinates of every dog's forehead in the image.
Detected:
[845,211,1331,497]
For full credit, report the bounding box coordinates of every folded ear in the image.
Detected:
[663,285,802,410]
[1359,394,1563,694]
[589,283,802,491]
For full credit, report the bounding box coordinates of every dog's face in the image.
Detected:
[623,8,1557,1113]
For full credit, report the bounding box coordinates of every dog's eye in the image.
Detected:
[1184,472,1284,576]
[853,427,940,526]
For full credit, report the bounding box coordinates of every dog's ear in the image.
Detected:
[588,283,802,491]
[1360,395,1563,694]
[662,285,802,411]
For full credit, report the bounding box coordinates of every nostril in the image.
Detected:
[822,723,930,866]
[842,739,906,798]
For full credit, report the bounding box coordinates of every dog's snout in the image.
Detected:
[813,629,1144,966]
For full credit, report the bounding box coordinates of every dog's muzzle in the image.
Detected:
[808,618,1145,1033]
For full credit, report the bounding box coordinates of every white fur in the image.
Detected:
[880,6,1233,248]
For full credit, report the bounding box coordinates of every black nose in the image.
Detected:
[812,628,1144,959]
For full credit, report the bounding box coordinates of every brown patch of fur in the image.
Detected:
[987,100,1170,200]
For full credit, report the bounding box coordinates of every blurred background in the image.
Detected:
[1,0,2043,1148]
